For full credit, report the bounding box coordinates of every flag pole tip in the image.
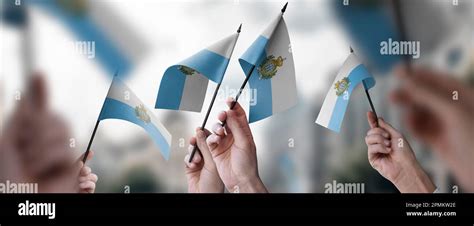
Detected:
[281,2,288,13]
[237,23,242,33]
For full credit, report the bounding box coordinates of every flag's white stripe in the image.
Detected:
[206,33,239,59]
[316,53,361,127]
[267,17,297,114]
[107,79,172,144]
[179,73,209,111]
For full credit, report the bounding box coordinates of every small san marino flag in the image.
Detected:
[315,53,376,133]
[100,77,172,160]
[155,33,239,112]
[239,11,297,123]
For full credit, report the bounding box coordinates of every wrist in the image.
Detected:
[394,160,436,193]
[232,176,267,193]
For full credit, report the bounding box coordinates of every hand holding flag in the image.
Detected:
[189,2,294,163]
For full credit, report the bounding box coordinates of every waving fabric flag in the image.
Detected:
[332,1,401,73]
[238,12,297,123]
[316,53,376,133]
[155,33,239,112]
[100,78,172,160]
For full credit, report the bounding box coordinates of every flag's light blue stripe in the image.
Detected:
[327,64,375,132]
[31,0,131,76]
[239,36,274,123]
[181,49,229,83]
[155,66,186,110]
[100,98,171,159]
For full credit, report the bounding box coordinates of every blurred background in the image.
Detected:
[1,0,472,193]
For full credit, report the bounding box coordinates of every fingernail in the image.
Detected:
[384,140,390,146]
[383,132,389,138]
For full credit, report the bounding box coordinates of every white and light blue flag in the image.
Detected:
[315,53,376,133]
[239,12,297,123]
[100,78,172,160]
[155,33,239,112]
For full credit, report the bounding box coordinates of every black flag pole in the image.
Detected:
[188,24,242,163]
[82,70,119,163]
[350,47,379,127]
